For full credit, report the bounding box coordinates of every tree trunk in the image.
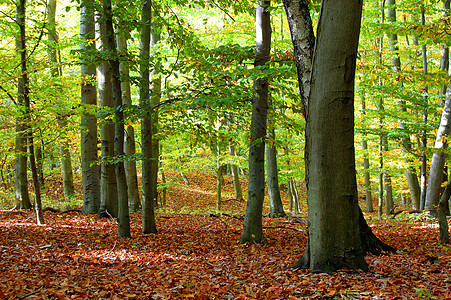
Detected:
[117,23,141,212]
[97,14,118,218]
[140,0,157,234]
[303,0,367,272]
[240,0,271,244]
[266,126,286,217]
[426,86,451,217]
[150,27,161,210]
[80,0,100,214]
[420,5,429,211]
[438,176,450,243]
[228,139,243,201]
[360,95,373,212]
[14,30,31,209]
[102,0,130,237]
[47,0,75,206]
[17,0,44,224]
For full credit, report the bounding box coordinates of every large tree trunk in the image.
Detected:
[102,0,130,237]
[80,0,100,214]
[305,0,367,272]
[140,0,157,234]
[426,86,451,217]
[117,22,141,212]
[240,0,271,244]
[97,14,118,217]
[17,0,44,225]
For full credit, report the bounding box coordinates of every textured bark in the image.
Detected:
[97,15,118,218]
[102,0,130,237]
[117,25,141,212]
[303,0,367,272]
[80,0,100,214]
[240,0,271,244]
[282,0,314,112]
[141,0,157,234]
[17,0,44,224]
[426,86,451,217]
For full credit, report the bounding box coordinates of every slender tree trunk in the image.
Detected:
[266,125,286,217]
[150,27,161,209]
[438,174,450,243]
[80,0,100,214]
[360,95,373,212]
[97,15,118,217]
[14,32,31,209]
[240,0,271,244]
[141,0,157,234]
[117,23,141,212]
[228,138,243,201]
[420,5,429,210]
[17,0,44,224]
[102,0,130,237]
[47,0,75,205]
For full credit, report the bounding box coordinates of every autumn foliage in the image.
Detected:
[1,172,450,299]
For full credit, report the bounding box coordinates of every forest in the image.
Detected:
[0,0,450,298]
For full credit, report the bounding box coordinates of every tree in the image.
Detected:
[101,0,130,237]
[240,0,271,244]
[141,0,157,234]
[14,0,31,211]
[98,7,118,217]
[117,18,141,212]
[80,0,100,214]
[47,0,75,207]
[17,0,44,224]
[266,114,286,217]
[284,0,394,272]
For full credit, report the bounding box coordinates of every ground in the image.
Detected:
[0,172,450,299]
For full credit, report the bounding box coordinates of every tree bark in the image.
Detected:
[117,27,141,212]
[228,137,243,201]
[102,0,130,237]
[426,86,451,217]
[240,0,271,244]
[97,13,118,218]
[17,0,44,224]
[140,0,157,234]
[80,0,100,214]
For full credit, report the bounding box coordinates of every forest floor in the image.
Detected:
[0,172,450,299]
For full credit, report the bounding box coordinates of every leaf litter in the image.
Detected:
[0,172,450,299]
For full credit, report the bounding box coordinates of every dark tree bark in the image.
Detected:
[140,0,157,234]
[240,0,271,244]
[102,0,130,238]
[17,0,44,224]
